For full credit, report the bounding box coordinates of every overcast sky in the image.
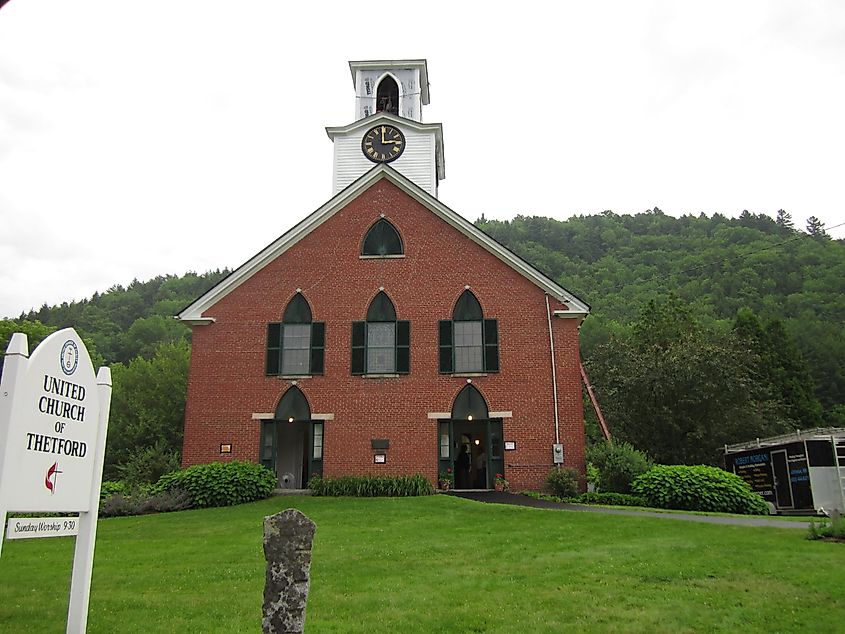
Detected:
[1,1,844,319]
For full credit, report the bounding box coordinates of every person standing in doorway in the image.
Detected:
[455,444,471,489]
[475,447,487,488]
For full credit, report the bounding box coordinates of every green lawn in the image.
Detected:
[1,495,843,633]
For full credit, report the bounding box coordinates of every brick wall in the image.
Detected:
[182,178,586,490]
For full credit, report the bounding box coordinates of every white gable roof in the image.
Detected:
[177,165,590,324]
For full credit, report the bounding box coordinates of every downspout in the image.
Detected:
[545,295,560,446]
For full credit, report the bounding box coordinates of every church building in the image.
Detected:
[178,59,590,491]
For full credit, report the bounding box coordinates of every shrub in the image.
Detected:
[573,492,648,507]
[137,489,193,514]
[308,474,434,497]
[545,467,579,498]
[807,512,845,541]
[632,465,769,515]
[117,441,181,486]
[100,488,193,517]
[100,480,128,503]
[100,494,141,517]
[587,440,653,494]
[152,460,277,508]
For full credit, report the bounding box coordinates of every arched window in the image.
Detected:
[439,290,499,374]
[266,294,325,376]
[361,218,403,256]
[275,385,311,422]
[376,75,399,115]
[451,384,489,420]
[351,291,410,375]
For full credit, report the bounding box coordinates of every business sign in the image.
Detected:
[7,516,80,540]
[727,450,775,503]
[0,329,100,512]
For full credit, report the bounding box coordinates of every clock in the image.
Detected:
[362,125,406,163]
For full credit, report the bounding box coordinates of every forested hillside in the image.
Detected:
[2,208,843,475]
[478,209,845,415]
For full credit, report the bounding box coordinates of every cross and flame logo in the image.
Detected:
[45,461,62,494]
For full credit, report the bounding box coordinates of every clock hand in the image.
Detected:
[381,127,387,144]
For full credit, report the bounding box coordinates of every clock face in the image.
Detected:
[362,125,406,163]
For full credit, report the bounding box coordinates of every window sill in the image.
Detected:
[359,254,405,260]
[363,373,400,379]
[450,373,488,378]
[279,375,313,380]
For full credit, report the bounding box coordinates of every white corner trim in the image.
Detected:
[553,309,590,320]
[181,317,216,326]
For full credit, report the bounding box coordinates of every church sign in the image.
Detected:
[0,328,112,632]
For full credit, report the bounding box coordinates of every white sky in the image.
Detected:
[1,0,844,319]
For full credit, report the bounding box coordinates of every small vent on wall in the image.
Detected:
[364,78,371,95]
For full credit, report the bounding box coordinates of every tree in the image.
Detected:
[806,216,828,240]
[586,296,790,465]
[733,309,823,429]
[104,340,190,480]
[775,209,794,231]
[0,319,56,378]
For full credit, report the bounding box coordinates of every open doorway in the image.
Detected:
[275,421,308,488]
[453,428,490,489]
[440,419,503,490]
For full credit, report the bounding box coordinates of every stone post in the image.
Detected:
[262,509,316,634]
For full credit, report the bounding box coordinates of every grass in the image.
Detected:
[1,495,844,632]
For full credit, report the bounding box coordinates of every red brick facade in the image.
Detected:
[182,176,586,490]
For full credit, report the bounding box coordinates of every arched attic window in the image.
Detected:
[351,291,410,375]
[266,294,325,376]
[361,218,403,256]
[451,384,489,421]
[376,75,399,115]
[439,290,499,374]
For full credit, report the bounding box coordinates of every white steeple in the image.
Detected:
[326,59,445,198]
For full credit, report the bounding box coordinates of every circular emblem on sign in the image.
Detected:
[60,340,79,376]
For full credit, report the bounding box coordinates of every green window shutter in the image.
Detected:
[266,323,282,375]
[260,420,275,471]
[396,320,410,374]
[310,322,325,375]
[351,321,366,375]
[439,320,453,373]
[483,319,499,373]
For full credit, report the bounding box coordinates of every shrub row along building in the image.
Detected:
[178,59,590,491]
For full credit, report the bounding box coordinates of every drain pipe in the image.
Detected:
[545,295,560,446]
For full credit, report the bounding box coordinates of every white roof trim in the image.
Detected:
[178,165,589,322]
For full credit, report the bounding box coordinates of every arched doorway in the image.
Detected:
[260,387,323,488]
[438,385,504,490]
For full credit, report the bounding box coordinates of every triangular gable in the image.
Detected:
[177,165,590,324]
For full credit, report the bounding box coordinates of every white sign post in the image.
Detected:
[0,328,112,634]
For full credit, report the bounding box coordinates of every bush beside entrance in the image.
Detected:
[632,464,768,515]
